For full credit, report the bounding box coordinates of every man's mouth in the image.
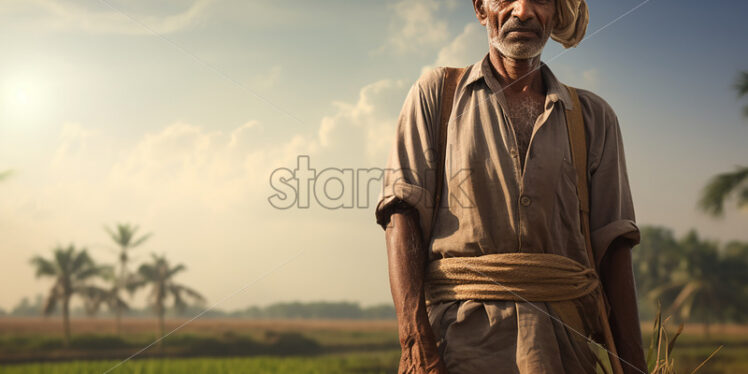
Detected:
[505,28,539,37]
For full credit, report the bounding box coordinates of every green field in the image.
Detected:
[2,347,746,374]
[0,352,402,374]
[1,318,746,373]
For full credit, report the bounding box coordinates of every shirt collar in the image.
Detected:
[465,53,574,110]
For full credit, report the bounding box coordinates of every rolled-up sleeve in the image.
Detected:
[584,92,640,265]
[375,68,444,237]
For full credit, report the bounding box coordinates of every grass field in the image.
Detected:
[0,317,746,373]
[0,352,402,374]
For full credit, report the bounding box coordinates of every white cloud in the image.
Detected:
[552,65,602,90]
[422,22,487,74]
[13,74,408,227]
[318,79,408,164]
[106,121,312,213]
[229,121,259,148]
[375,0,450,54]
[0,0,212,35]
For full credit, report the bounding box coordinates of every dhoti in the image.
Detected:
[420,253,615,374]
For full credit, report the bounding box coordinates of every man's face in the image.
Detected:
[477,0,556,60]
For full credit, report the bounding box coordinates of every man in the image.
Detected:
[375,0,647,373]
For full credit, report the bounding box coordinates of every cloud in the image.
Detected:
[552,65,602,90]
[0,0,212,35]
[318,79,407,164]
[106,121,312,213]
[22,74,408,223]
[374,0,450,54]
[422,22,487,74]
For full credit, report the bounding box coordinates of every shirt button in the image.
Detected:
[520,195,532,207]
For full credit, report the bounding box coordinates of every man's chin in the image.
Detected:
[495,41,544,60]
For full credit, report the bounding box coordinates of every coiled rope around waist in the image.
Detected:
[424,253,600,305]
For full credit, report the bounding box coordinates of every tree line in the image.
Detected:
[0,298,397,320]
[633,225,748,335]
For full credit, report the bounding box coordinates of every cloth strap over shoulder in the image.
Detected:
[564,85,624,374]
[430,67,466,235]
[563,85,595,266]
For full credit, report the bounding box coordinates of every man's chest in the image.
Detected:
[446,92,571,201]
[504,93,546,169]
[436,90,585,257]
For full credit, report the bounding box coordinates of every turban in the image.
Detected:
[551,0,589,48]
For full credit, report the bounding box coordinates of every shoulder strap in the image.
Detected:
[430,67,466,237]
[564,85,625,374]
[563,85,595,267]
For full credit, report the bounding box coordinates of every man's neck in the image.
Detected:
[488,49,545,96]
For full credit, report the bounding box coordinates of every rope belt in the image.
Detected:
[424,253,600,305]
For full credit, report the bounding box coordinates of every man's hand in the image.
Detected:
[600,238,648,374]
[385,208,448,374]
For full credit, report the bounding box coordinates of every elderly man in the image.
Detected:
[375,0,647,373]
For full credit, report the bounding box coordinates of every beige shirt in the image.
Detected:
[376,54,640,374]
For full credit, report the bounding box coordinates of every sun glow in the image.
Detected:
[13,87,30,106]
[3,74,45,117]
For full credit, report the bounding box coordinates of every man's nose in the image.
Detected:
[511,0,535,22]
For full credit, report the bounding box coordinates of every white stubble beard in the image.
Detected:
[486,16,550,60]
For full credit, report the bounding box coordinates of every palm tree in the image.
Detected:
[648,230,745,337]
[81,280,130,319]
[30,245,109,346]
[698,71,748,216]
[698,166,748,216]
[104,223,152,334]
[128,254,204,349]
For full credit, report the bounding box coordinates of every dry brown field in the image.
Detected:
[0,317,398,336]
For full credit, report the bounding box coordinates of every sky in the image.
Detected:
[0,0,747,312]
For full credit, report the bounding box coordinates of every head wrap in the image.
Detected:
[551,0,589,48]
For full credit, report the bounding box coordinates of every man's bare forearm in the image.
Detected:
[600,238,647,374]
[385,209,447,374]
